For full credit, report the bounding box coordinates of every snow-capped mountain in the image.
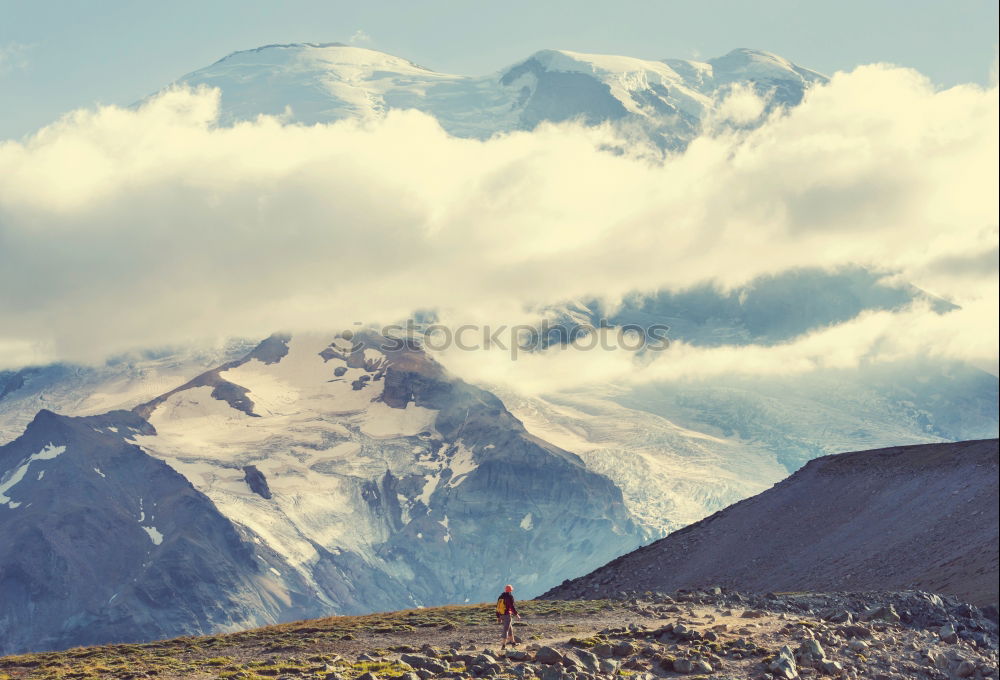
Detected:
[176,43,826,149]
[0,331,640,654]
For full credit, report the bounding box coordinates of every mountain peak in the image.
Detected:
[707,47,827,83]
[205,41,439,75]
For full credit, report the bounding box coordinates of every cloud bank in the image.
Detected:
[0,64,996,385]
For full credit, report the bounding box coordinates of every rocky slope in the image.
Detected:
[542,440,1000,607]
[0,332,641,655]
[0,589,996,680]
[0,409,320,655]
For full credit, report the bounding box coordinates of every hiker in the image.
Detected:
[496,584,521,649]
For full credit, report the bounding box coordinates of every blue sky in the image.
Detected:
[1,0,997,140]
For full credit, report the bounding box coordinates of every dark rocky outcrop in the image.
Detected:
[133,333,291,419]
[242,465,272,499]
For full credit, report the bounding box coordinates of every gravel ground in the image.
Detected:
[1,589,997,680]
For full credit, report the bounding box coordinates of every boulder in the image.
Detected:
[612,642,636,657]
[691,659,713,673]
[819,659,842,675]
[939,623,959,644]
[769,646,798,680]
[797,638,825,663]
[955,659,976,677]
[592,644,615,659]
[568,649,600,673]
[671,658,694,673]
[863,605,901,624]
[535,647,564,665]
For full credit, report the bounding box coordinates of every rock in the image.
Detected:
[571,649,600,674]
[535,647,564,665]
[592,644,614,659]
[691,659,713,673]
[847,640,869,652]
[540,666,563,680]
[838,624,872,639]
[939,623,958,643]
[955,659,976,677]
[401,655,449,675]
[821,610,853,624]
[797,639,825,662]
[612,642,636,657]
[742,609,767,618]
[863,605,901,624]
[357,673,380,680]
[769,646,798,680]
[671,658,694,673]
[506,650,530,661]
[819,659,842,675]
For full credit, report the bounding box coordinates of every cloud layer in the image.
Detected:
[0,64,996,383]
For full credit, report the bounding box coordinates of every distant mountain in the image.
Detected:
[176,43,826,149]
[0,332,640,655]
[0,341,253,445]
[541,439,1000,606]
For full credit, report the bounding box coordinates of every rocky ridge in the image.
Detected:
[540,440,1000,607]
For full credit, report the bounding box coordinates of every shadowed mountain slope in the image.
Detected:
[542,439,1000,606]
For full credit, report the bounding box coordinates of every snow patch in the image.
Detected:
[520,513,534,531]
[141,525,164,545]
[93,467,106,478]
[360,402,436,439]
[446,443,477,487]
[1,443,66,508]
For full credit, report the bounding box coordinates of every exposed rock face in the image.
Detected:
[133,334,292,419]
[542,439,1000,606]
[242,465,272,499]
[0,410,318,655]
[0,332,641,654]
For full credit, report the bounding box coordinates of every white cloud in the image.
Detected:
[0,42,32,74]
[349,29,372,45]
[713,83,768,125]
[433,297,999,393]
[0,65,996,383]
